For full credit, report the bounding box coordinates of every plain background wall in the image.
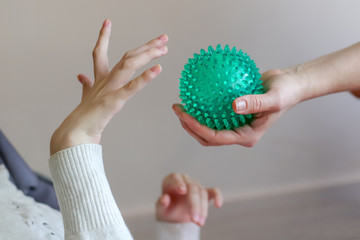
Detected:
[1,0,360,214]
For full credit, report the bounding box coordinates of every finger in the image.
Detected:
[77,74,94,100]
[182,173,191,183]
[232,93,280,114]
[198,184,209,226]
[172,104,216,142]
[207,188,223,208]
[156,193,171,209]
[77,74,93,88]
[162,172,187,194]
[172,104,211,145]
[93,19,111,81]
[109,45,168,89]
[180,112,238,145]
[116,64,162,101]
[176,114,209,146]
[155,194,171,221]
[173,103,258,146]
[183,175,201,225]
[124,34,168,58]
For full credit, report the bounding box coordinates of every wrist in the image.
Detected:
[284,65,313,104]
[50,122,101,155]
[50,128,77,155]
[287,42,360,102]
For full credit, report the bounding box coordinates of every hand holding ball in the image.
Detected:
[179,44,263,130]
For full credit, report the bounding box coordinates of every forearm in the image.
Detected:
[292,42,360,101]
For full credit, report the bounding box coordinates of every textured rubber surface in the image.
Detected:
[179,44,263,130]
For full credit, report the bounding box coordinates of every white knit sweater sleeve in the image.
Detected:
[49,144,133,240]
[156,222,200,240]
[49,144,201,240]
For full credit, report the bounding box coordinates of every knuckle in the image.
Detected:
[125,80,138,91]
[193,180,200,187]
[92,48,99,58]
[99,95,115,109]
[122,58,136,69]
[143,47,159,59]
[251,97,262,112]
[190,205,198,213]
[241,135,260,148]
[189,183,197,191]
[275,95,285,111]
[149,47,159,56]
[99,94,125,112]
[169,172,179,179]
[149,38,158,46]
[190,197,199,206]
[182,173,190,179]
[123,51,131,59]
[143,69,153,80]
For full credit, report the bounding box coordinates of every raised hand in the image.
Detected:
[51,19,168,154]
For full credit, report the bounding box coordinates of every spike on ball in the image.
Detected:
[179,45,264,130]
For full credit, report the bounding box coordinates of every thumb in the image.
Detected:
[232,93,279,114]
[77,74,94,100]
[156,194,171,212]
[155,194,172,221]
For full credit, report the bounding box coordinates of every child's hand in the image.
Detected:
[156,173,223,226]
[50,19,168,155]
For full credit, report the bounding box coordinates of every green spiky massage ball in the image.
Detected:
[179,44,264,130]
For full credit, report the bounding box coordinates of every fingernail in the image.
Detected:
[178,185,186,193]
[235,100,247,112]
[158,34,168,41]
[103,19,111,27]
[151,65,161,73]
[192,213,200,223]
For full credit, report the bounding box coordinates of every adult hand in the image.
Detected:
[50,19,168,155]
[172,69,303,147]
[156,173,223,226]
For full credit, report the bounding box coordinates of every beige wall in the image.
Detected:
[1,0,360,214]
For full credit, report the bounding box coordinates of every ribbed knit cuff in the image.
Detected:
[49,144,132,239]
[156,222,200,240]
